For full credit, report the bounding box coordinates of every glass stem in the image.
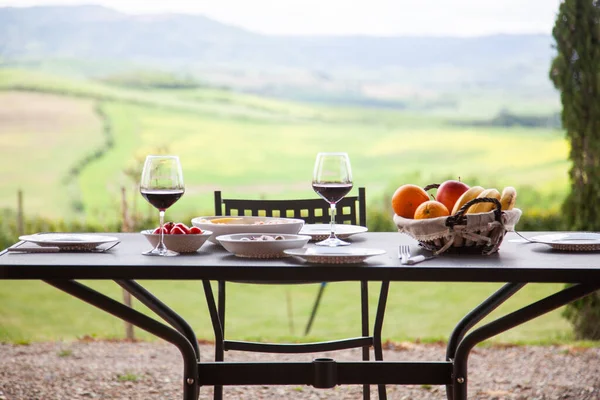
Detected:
[329,203,336,239]
[158,210,166,250]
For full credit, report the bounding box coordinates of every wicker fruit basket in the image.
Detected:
[394,185,522,256]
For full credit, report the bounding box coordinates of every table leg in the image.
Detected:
[360,280,370,400]
[203,280,224,400]
[115,280,200,358]
[216,280,226,400]
[446,283,526,361]
[450,283,600,400]
[44,279,200,400]
[373,281,390,400]
[445,283,525,398]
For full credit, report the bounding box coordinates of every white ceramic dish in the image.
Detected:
[216,233,311,259]
[284,247,386,264]
[299,224,368,241]
[528,232,600,251]
[19,233,119,251]
[191,216,304,244]
[141,230,213,253]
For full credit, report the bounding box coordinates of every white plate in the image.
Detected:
[191,216,304,244]
[217,233,311,259]
[529,232,600,251]
[284,247,385,264]
[299,224,368,241]
[19,233,119,251]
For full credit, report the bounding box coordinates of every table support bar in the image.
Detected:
[446,283,526,362]
[445,282,526,399]
[224,337,373,353]
[115,279,200,358]
[452,283,600,400]
[44,279,200,400]
[198,360,453,387]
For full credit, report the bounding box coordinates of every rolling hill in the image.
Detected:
[0,5,558,106]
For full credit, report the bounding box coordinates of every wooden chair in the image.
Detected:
[207,188,390,400]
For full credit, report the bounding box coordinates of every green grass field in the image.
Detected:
[0,281,574,345]
[0,67,579,346]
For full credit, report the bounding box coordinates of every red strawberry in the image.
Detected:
[174,222,191,234]
[171,226,186,235]
[152,227,167,234]
[189,226,202,234]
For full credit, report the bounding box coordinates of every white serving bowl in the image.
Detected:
[216,233,311,259]
[141,229,213,253]
[191,216,305,244]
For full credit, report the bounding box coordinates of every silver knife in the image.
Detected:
[405,255,436,265]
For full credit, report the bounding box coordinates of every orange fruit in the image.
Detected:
[392,184,430,218]
[414,200,450,219]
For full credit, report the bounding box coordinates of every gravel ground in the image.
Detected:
[1,340,600,400]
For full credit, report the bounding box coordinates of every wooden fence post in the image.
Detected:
[286,289,294,334]
[121,186,135,341]
[122,290,135,341]
[17,189,24,236]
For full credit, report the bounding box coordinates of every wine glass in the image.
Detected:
[140,155,185,256]
[312,152,353,246]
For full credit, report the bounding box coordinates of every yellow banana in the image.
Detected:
[500,186,517,210]
[451,186,485,215]
[466,188,501,214]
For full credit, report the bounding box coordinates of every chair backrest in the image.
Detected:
[214,187,366,227]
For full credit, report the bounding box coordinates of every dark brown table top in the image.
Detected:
[1,232,599,283]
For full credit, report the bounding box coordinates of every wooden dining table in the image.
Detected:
[1,231,599,400]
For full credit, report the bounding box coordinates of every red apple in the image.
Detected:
[436,180,470,213]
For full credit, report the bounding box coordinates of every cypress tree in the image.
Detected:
[550,0,600,339]
[550,0,600,229]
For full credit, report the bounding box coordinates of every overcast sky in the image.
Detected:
[0,0,562,36]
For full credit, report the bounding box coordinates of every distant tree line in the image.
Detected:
[99,70,214,90]
[453,109,562,129]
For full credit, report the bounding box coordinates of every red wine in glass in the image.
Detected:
[312,183,353,204]
[140,189,184,211]
[312,152,353,247]
[140,155,185,256]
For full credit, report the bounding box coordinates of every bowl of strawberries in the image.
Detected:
[141,222,213,253]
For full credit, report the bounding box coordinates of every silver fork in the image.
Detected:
[398,245,410,264]
[398,244,436,265]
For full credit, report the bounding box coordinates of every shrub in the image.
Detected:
[562,291,600,340]
[0,207,155,251]
[517,207,566,231]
